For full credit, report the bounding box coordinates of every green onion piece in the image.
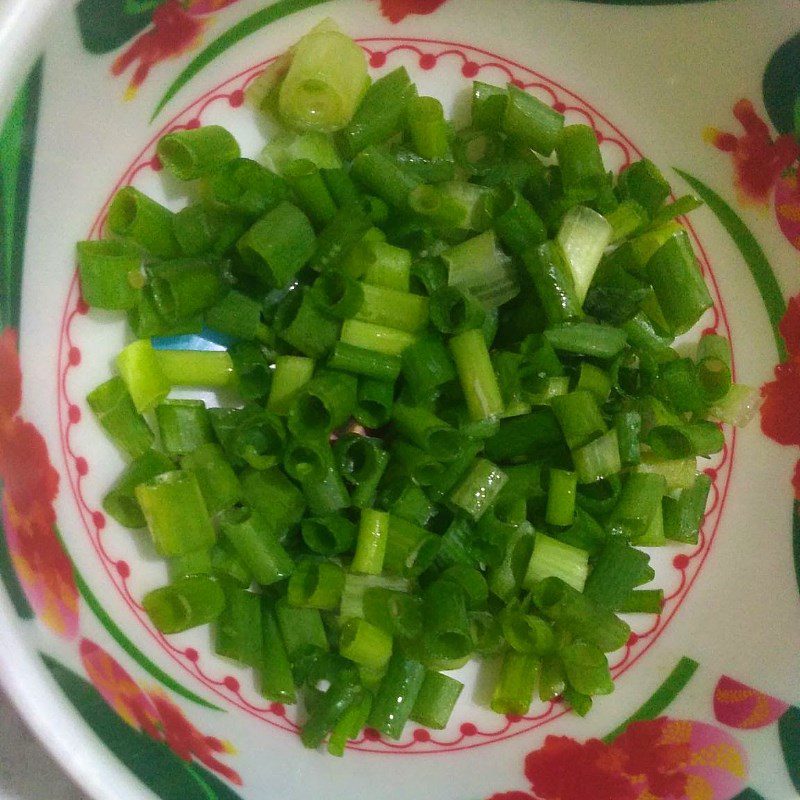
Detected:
[107,186,181,258]
[355,377,394,429]
[204,290,262,339]
[429,286,486,335]
[406,95,450,161]
[546,468,577,527]
[544,321,627,359]
[401,335,457,399]
[311,206,374,275]
[524,532,589,592]
[339,67,416,157]
[663,473,712,544]
[635,503,666,547]
[382,482,436,527]
[127,288,203,339]
[449,458,508,521]
[393,404,464,461]
[87,376,154,459]
[206,157,289,218]
[340,572,410,621]
[155,399,213,457]
[708,383,761,427]
[583,539,655,610]
[301,515,357,556]
[283,158,337,226]
[646,230,713,334]
[501,610,555,656]
[491,650,539,715]
[310,270,364,320]
[288,560,345,610]
[154,349,235,389]
[169,548,213,581]
[422,580,472,663]
[102,449,174,528]
[363,587,422,639]
[573,429,622,484]
[539,657,566,702]
[275,287,340,358]
[227,341,272,401]
[561,641,613,696]
[655,357,705,414]
[219,506,293,586]
[361,242,413,291]
[440,565,488,610]
[493,188,547,256]
[471,80,507,129]
[238,202,316,288]
[322,166,360,205]
[576,363,612,403]
[367,653,426,739]
[340,617,393,669]
[607,472,667,540]
[351,145,421,210]
[384,515,440,578]
[263,131,342,174]
[277,26,368,132]
[487,521,536,601]
[275,597,329,659]
[483,408,564,463]
[408,184,466,228]
[215,583,262,667]
[556,205,613,303]
[77,240,142,310]
[531,577,630,653]
[550,390,606,450]
[617,158,671,216]
[116,339,170,413]
[410,671,463,730]
[260,601,297,704]
[157,125,240,180]
[180,442,241,516]
[523,241,583,326]
[334,434,389,508]
[410,256,447,295]
[449,328,504,422]
[614,411,642,468]
[142,576,225,634]
[696,333,732,402]
[327,691,372,758]
[604,200,649,243]
[211,539,253,587]
[340,318,416,356]
[240,467,306,535]
[635,453,696,491]
[267,355,315,415]
[288,369,358,439]
[284,437,349,515]
[616,589,664,614]
[555,124,605,194]
[352,509,390,575]
[503,84,564,156]
[328,342,401,382]
[301,672,365,751]
[646,421,724,458]
[442,231,519,309]
[355,283,429,333]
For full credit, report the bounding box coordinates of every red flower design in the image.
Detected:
[0,326,76,638]
[489,717,746,800]
[524,735,636,800]
[0,329,21,418]
[760,294,800,497]
[373,0,450,24]
[614,719,689,798]
[111,0,240,99]
[81,639,242,786]
[705,99,799,204]
[713,676,789,729]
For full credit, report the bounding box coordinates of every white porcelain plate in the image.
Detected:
[0,1,799,799]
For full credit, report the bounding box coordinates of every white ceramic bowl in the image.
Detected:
[1,2,799,798]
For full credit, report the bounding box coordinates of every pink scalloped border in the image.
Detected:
[56,38,735,755]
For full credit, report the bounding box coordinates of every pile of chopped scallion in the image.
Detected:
[77,21,758,754]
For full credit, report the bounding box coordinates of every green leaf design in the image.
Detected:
[763,32,800,137]
[75,0,156,55]
[603,656,699,742]
[674,169,788,363]
[0,58,43,331]
[151,0,333,121]
[731,790,766,800]
[779,705,800,791]
[0,493,34,620]
[72,566,222,711]
[41,654,244,800]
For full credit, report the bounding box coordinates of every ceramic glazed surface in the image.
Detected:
[0,2,799,799]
